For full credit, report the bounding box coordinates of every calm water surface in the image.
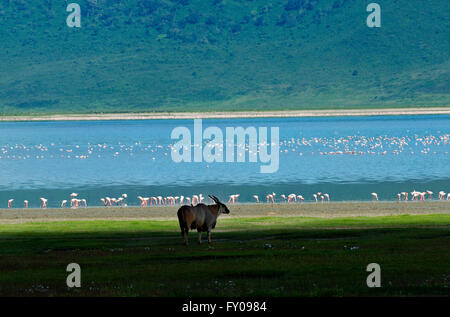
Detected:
[0,115,449,207]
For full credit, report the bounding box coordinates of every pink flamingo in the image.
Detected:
[426,190,433,200]
[313,194,318,203]
[288,194,296,203]
[419,192,426,202]
[61,200,68,208]
[228,194,240,204]
[266,192,275,204]
[24,200,28,208]
[297,195,304,203]
[324,193,330,202]
[253,195,259,203]
[8,199,14,209]
[401,192,408,201]
[40,198,48,209]
[71,198,79,208]
[192,195,199,206]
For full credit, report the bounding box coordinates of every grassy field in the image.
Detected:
[0,203,449,296]
[0,0,448,115]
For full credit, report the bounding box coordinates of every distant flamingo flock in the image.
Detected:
[4,189,450,209]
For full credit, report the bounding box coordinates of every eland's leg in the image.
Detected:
[207,230,212,244]
[183,229,189,245]
[197,230,202,244]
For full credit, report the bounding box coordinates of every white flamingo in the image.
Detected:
[24,200,28,208]
[266,192,276,204]
[253,195,259,203]
[61,200,67,208]
[8,199,14,209]
[371,193,379,201]
[40,198,48,209]
[287,193,296,203]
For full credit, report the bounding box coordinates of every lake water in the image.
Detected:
[0,115,449,208]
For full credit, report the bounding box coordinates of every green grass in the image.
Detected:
[0,0,448,115]
[0,214,449,296]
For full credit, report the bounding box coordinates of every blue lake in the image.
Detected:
[0,115,449,207]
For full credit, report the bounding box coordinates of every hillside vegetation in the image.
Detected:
[0,0,448,115]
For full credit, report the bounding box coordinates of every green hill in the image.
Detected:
[0,0,448,115]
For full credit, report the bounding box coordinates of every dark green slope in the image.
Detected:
[0,0,448,115]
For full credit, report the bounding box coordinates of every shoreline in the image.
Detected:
[1,107,450,122]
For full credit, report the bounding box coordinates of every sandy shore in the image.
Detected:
[1,107,450,122]
[0,201,449,224]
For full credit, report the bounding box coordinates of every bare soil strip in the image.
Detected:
[0,201,449,224]
[2,107,450,122]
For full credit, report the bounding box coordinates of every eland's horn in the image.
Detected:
[209,195,219,203]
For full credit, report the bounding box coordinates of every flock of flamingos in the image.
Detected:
[5,190,450,209]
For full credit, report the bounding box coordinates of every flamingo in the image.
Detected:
[137,196,145,207]
[71,198,79,208]
[179,196,185,205]
[7,199,14,209]
[288,193,296,203]
[24,200,28,208]
[447,193,450,201]
[40,198,48,209]
[266,192,275,204]
[100,198,107,207]
[324,193,330,202]
[186,197,191,205]
[228,194,239,204]
[438,191,446,200]
[411,190,420,201]
[80,199,87,207]
[419,192,426,202]
[371,193,378,201]
[313,194,318,203]
[280,194,287,203]
[426,190,433,200]
[122,194,128,206]
[397,193,401,201]
[61,200,68,208]
[297,195,304,203]
[150,197,158,206]
[253,195,259,203]
[70,193,78,199]
[401,192,408,201]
